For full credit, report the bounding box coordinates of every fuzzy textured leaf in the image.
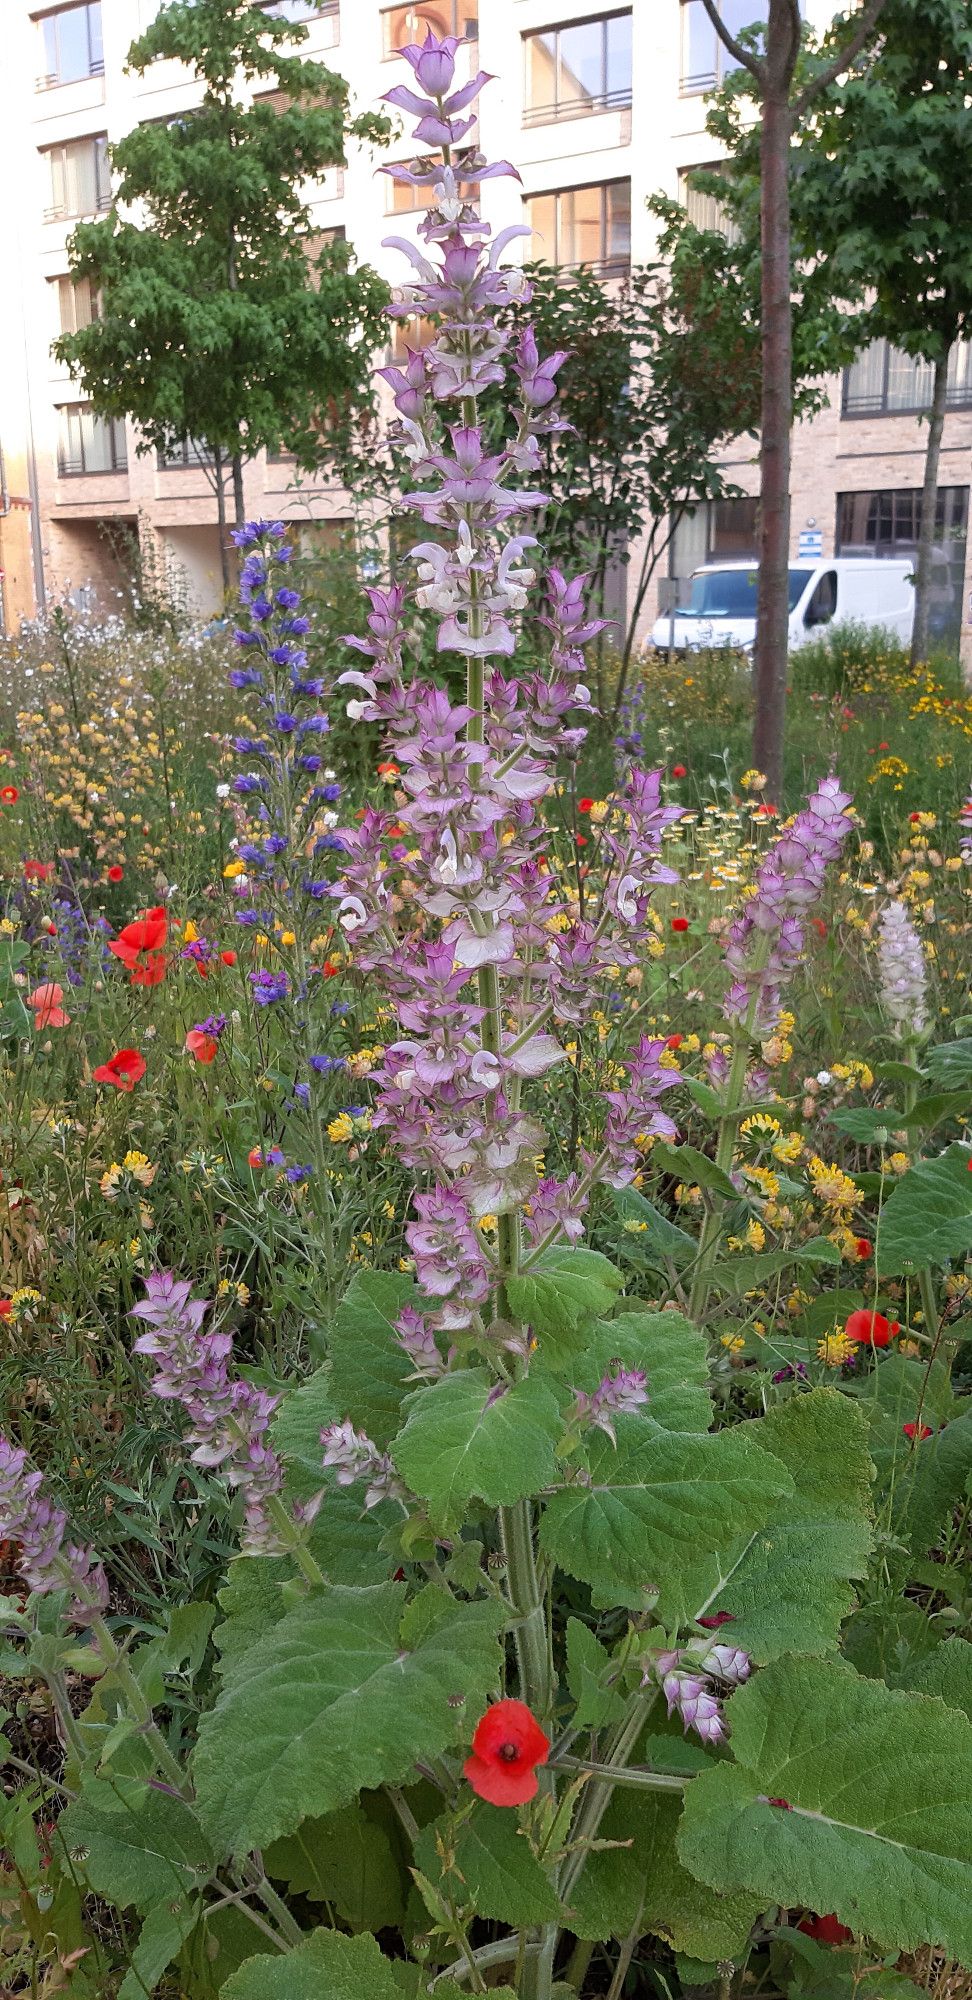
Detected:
[223,1928,413,1999]
[900,1637,972,1722]
[560,1311,711,1433]
[328,1269,421,1447]
[265,1802,406,1930]
[657,1389,873,1658]
[507,1247,624,1361]
[678,1654,972,1964]
[391,1368,562,1530]
[193,1582,506,1855]
[540,1420,792,1599]
[569,1790,760,1959]
[414,1803,561,1927]
[876,1144,972,1275]
[58,1781,213,1913]
[273,1364,401,1581]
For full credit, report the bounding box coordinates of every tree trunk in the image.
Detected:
[751,73,793,803]
[231,450,246,531]
[910,348,950,666]
[213,442,230,597]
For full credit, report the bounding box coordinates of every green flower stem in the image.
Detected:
[551,1755,687,1793]
[687,1027,752,1323]
[264,1492,327,1588]
[901,1049,944,1406]
[558,1686,657,1906]
[498,1502,553,1724]
[88,1615,188,1795]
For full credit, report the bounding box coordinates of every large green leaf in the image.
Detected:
[57,1780,213,1912]
[328,1269,420,1447]
[610,1185,696,1265]
[273,1364,402,1583]
[119,1898,200,2000]
[900,1637,972,1722]
[223,1929,412,1999]
[925,1038,972,1090]
[225,1929,489,2000]
[265,1801,406,1931]
[540,1421,792,1600]
[391,1369,562,1531]
[507,1247,624,1362]
[569,1790,760,1960]
[193,1582,506,1855]
[414,1802,561,1927]
[556,1311,711,1434]
[657,1389,873,1658]
[705,1239,841,1298]
[565,1618,626,1730]
[678,1654,972,1964]
[876,1144,972,1275]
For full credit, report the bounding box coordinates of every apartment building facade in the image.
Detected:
[2,0,971,663]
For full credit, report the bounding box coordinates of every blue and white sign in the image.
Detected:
[798,529,823,559]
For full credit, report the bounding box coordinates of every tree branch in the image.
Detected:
[792,0,889,118]
[697,0,766,84]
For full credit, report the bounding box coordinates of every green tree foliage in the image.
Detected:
[54,0,389,567]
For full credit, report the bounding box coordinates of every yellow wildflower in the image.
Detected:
[327,1113,354,1143]
[817,1331,854,1367]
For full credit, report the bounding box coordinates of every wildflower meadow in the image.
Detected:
[3,29,972,2000]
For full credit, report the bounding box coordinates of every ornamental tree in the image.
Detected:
[693,0,889,799]
[787,0,972,664]
[492,256,761,715]
[53,0,389,589]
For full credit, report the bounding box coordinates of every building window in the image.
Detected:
[523,13,632,127]
[44,136,111,221]
[843,338,972,417]
[259,0,338,20]
[680,0,769,93]
[57,405,127,476]
[39,3,104,86]
[158,438,215,469]
[524,180,631,276]
[381,4,478,59]
[54,273,100,334]
[387,168,479,214]
[669,497,758,591]
[677,162,739,241]
[837,484,969,650]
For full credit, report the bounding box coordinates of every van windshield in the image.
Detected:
[683,568,815,618]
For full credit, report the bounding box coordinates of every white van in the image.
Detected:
[650,558,915,656]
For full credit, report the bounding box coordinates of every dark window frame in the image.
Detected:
[56,404,128,477]
[37,2,104,88]
[157,437,216,470]
[524,176,631,277]
[842,337,972,418]
[522,11,633,128]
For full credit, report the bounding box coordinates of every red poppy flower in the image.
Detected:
[854,1238,872,1261]
[844,1308,899,1348]
[27,982,70,1029]
[812,918,827,939]
[107,865,124,883]
[671,916,689,933]
[578,797,594,813]
[24,860,53,883]
[903,1421,933,1441]
[247,1146,265,1168]
[799,1914,853,1945]
[665,1033,683,1050]
[0,785,19,805]
[185,1028,218,1065]
[464,1700,551,1807]
[220,949,237,966]
[109,906,168,986]
[0,1299,12,1319]
[909,812,922,824]
[576,833,588,847]
[93,1048,146,1092]
[672,763,687,779]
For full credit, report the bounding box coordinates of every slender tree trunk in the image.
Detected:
[232,450,246,530]
[911,348,950,666]
[752,71,793,802]
[213,441,230,596]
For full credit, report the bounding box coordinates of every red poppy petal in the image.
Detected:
[463,1753,541,1807]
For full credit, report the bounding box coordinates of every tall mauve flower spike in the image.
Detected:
[464,1699,551,1806]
